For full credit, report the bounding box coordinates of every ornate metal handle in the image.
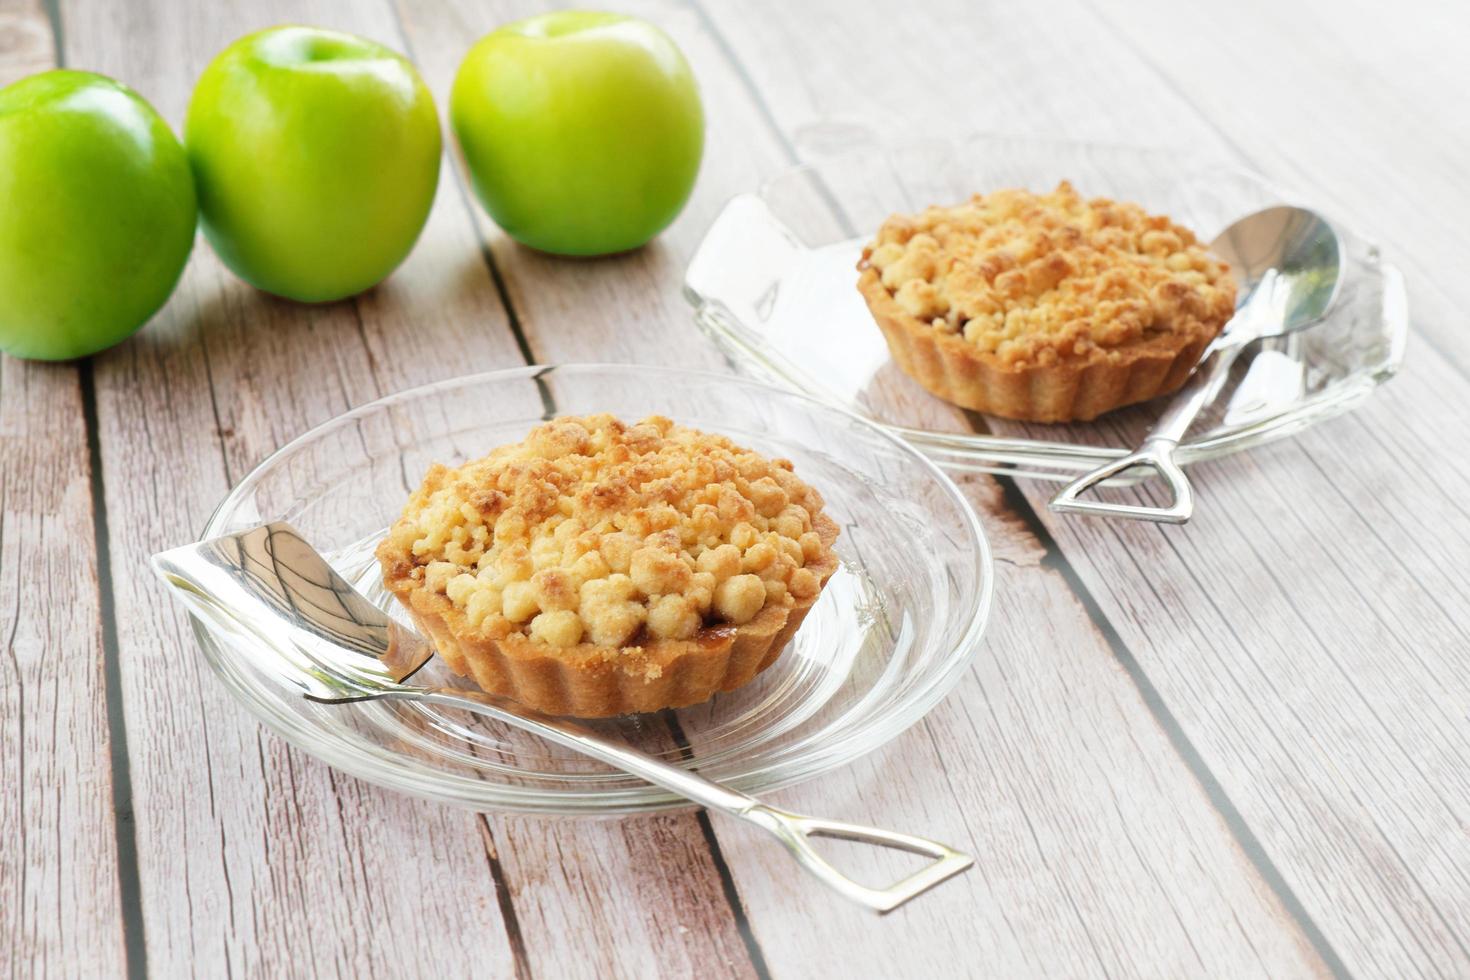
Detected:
[1047,436,1195,523]
[406,688,973,912]
[1050,333,1251,524]
[741,805,975,913]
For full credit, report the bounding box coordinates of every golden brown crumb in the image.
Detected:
[384,414,830,650]
[861,181,1235,367]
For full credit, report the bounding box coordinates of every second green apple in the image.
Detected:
[186,26,441,303]
[451,11,704,256]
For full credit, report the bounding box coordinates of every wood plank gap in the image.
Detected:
[1186,500,1470,957]
[998,477,1354,979]
[384,8,768,971]
[664,714,774,980]
[384,0,540,369]
[1116,534,1455,978]
[375,10,546,965]
[79,357,147,980]
[684,1,794,160]
[689,0,1354,970]
[449,170,540,366]
[477,814,534,980]
[688,0,858,242]
[38,0,60,67]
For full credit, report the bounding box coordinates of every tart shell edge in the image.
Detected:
[858,266,1221,423]
[378,512,841,718]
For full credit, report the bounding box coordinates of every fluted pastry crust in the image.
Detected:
[384,516,838,717]
[858,182,1236,422]
[377,414,840,717]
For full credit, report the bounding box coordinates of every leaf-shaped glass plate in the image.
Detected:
[684,134,1407,480]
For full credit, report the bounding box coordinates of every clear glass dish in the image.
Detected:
[684,134,1408,480]
[191,364,992,814]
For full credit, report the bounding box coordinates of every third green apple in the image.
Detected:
[451,11,704,257]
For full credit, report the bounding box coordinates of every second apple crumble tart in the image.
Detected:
[377,414,840,717]
[858,181,1237,422]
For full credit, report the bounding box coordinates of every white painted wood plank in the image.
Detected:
[0,5,127,974]
[0,368,125,977]
[490,812,759,980]
[0,0,49,80]
[399,0,1332,975]
[57,1,527,975]
[716,543,1326,977]
[9,0,1458,974]
[1089,0,1470,377]
[387,2,777,973]
[701,0,1470,974]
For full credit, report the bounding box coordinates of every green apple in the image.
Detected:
[185,26,441,302]
[0,71,196,361]
[451,10,703,256]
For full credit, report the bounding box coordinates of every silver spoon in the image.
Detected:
[152,522,974,913]
[1049,206,1344,523]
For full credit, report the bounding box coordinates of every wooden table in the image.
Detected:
[4,0,1468,976]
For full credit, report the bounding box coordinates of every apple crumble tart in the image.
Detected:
[377,414,840,717]
[857,181,1237,422]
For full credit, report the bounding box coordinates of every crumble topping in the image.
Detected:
[383,414,831,649]
[861,181,1236,366]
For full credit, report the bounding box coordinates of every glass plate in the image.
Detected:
[191,364,992,814]
[684,134,1408,480]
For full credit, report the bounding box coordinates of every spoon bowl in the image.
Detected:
[1212,205,1344,338]
[1050,205,1344,524]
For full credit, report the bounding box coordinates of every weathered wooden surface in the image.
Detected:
[0,3,124,976]
[3,0,1467,976]
[699,1,1470,975]
[58,1,519,975]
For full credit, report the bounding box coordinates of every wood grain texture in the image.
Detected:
[4,0,1468,976]
[0,0,49,80]
[0,5,126,976]
[56,1,526,975]
[1088,0,1470,377]
[715,544,1326,978]
[489,812,758,980]
[398,1,1330,976]
[388,2,772,974]
[701,0,1470,975]
[0,360,124,978]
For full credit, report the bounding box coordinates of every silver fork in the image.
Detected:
[152,522,974,913]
